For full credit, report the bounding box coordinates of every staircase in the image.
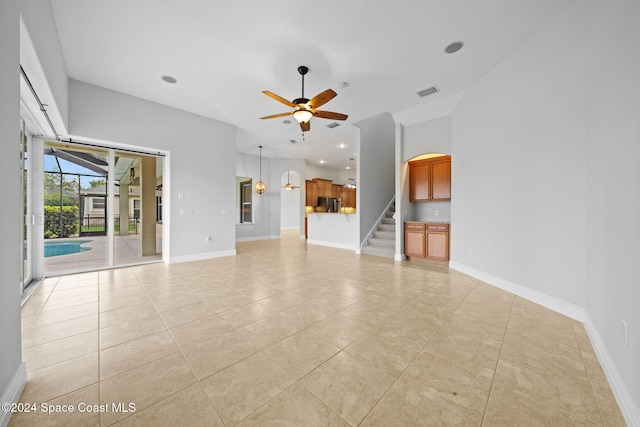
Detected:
[361,201,396,259]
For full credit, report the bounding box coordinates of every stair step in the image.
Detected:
[373,230,395,239]
[367,237,395,248]
[381,217,395,225]
[378,224,395,232]
[362,245,395,259]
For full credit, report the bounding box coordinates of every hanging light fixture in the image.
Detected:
[282,170,300,190]
[344,158,357,188]
[254,145,267,194]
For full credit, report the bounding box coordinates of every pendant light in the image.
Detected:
[254,145,267,194]
[344,158,357,188]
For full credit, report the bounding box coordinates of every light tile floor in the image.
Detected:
[13,235,626,426]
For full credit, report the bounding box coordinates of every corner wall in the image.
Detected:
[585,0,640,422]
[0,0,27,423]
[69,80,237,263]
[450,0,588,310]
[356,112,395,246]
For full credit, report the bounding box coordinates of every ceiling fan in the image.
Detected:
[260,65,348,133]
[282,170,300,191]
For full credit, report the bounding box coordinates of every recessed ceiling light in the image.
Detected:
[319,160,326,164]
[338,82,349,88]
[445,41,464,54]
[283,119,292,124]
[338,143,347,149]
[161,75,177,84]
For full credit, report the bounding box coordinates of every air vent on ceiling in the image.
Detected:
[417,86,439,97]
[326,122,341,129]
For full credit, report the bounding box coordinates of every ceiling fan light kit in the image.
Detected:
[260,65,348,133]
[282,170,299,191]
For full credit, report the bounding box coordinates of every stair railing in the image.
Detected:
[360,197,396,253]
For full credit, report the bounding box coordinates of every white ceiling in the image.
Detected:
[49,0,568,168]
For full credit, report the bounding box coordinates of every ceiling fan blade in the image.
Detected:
[313,110,348,121]
[300,121,310,132]
[260,112,292,120]
[308,89,337,109]
[263,91,295,108]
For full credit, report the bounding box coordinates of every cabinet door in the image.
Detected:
[305,180,318,207]
[343,187,356,208]
[332,184,343,199]
[431,159,451,201]
[426,232,449,260]
[409,161,431,202]
[405,230,426,258]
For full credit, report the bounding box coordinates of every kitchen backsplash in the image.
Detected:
[414,200,451,222]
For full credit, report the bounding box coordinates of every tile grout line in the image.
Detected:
[479,293,516,427]
[353,275,480,425]
[570,321,606,426]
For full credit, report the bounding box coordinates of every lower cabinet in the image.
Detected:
[404,222,450,262]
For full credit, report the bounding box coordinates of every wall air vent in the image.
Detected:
[417,86,439,97]
[326,122,341,129]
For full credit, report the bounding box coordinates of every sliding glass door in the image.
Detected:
[41,142,163,275]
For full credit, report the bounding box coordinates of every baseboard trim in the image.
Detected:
[449,261,639,425]
[583,317,640,427]
[236,235,280,242]
[0,363,26,427]
[169,249,236,264]
[307,239,356,252]
[448,261,584,321]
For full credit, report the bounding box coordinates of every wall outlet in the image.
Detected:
[434,210,439,216]
[467,246,473,255]
[622,320,628,348]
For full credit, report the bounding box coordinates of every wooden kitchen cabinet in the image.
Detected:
[409,155,451,202]
[313,178,333,198]
[305,180,318,207]
[332,184,343,199]
[342,187,356,208]
[404,222,450,263]
[404,223,426,257]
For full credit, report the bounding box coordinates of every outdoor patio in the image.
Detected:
[44,224,162,275]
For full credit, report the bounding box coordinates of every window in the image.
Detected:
[91,197,105,210]
[239,179,252,223]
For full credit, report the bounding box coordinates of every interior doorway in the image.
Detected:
[280,170,301,238]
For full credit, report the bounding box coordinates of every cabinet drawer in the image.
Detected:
[426,224,449,232]
[405,223,426,230]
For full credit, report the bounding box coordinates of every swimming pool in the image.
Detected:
[44,240,93,258]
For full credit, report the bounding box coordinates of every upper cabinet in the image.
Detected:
[305,180,318,207]
[409,155,451,202]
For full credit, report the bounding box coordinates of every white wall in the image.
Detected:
[20,0,69,133]
[450,0,587,309]
[280,171,301,229]
[271,158,306,239]
[356,112,396,246]
[235,151,273,241]
[403,116,452,162]
[69,80,237,263]
[0,0,26,422]
[305,163,343,183]
[585,0,640,421]
[236,154,306,241]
